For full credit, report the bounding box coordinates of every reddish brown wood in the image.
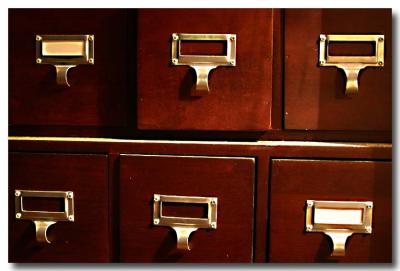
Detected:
[253,153,270,262]
[8,8,392,142]
[9,9,135,128]
[328,42,375,56]
[107,153,120,262]
[119,154,255,262]
[9,153,110,262]
[271,8,284,130]
[269,159,392,262]
[8,138,392,263]
[137,9,273,131]
[179,40,226,55]
[8,139,392,161]
[284,9,392,131]
[7,7,394,264]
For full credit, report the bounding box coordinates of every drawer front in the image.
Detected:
[137,9,273,131]
[119,154,255,262]
[9,9,130,128]
[269,159,391,262]
[9,153,109,262]
[284,9,391,131]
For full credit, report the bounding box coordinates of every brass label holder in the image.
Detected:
[171,33,236,96]
[153,194,217,250]
[305,200,373,257]
[36,34,94,87]
[15,190,75,243]
[319,34,384,95]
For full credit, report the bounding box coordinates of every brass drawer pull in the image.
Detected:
[153,194,217,250]
[318,34,384,95]
[36,34,94,86]
[305,200,373,256]
[15,190,75,243]
[171,33,236,96]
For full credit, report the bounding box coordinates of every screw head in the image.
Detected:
[172,59,178,65]
[36,58,42,64]
[319,60,325,65]
[172,34,179,41]
[16,213,22,219]
[154,195,160,202]
[230,35,235,41]
[307,201,313,208]
[68,215,74,221]
[210,199,216,205]
[89,58,94,64]
[67,192,73,199]
[367,203,373,209]
[365,226,372,233]
[15,190,21,197]
[88,35,94,41]
[211,222,217,229]
[306,225,313,231]
[378,37,384,42]
[36,35,42,41]
[378,61,383,66]
[153,218,160,225]
[230,60,235,65]
[320,36,326,42]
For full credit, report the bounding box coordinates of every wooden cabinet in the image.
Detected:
[7,8,393,264]
[9,8,391,141]
[269,159,392,262]
[119,154,255,262]
[9,152,110,262]
[284,9,391,131]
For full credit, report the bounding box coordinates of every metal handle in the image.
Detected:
[305,200,373,257]
[15,190,75,243]
[171,33,236,96]
[153,194,217,250]
[192,66,216,93]
[343,67,361,95]
[55,65,76,86]
[319,34,384,95]
[36,35,94,87]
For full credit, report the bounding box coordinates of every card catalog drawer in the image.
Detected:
[119,154,255,262]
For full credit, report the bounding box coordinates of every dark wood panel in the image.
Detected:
[9,9,135,128]
[7,138,393,263]
[8,138,392,161]
[9,152,110,262]
[119,154,255,262]
[8,8,392,142]
[284,9,392,131]
[269,159,392,262]
[9,125,392,142]
[271,8,284,130]
[137,9,273,131]
[107,153,120,262]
